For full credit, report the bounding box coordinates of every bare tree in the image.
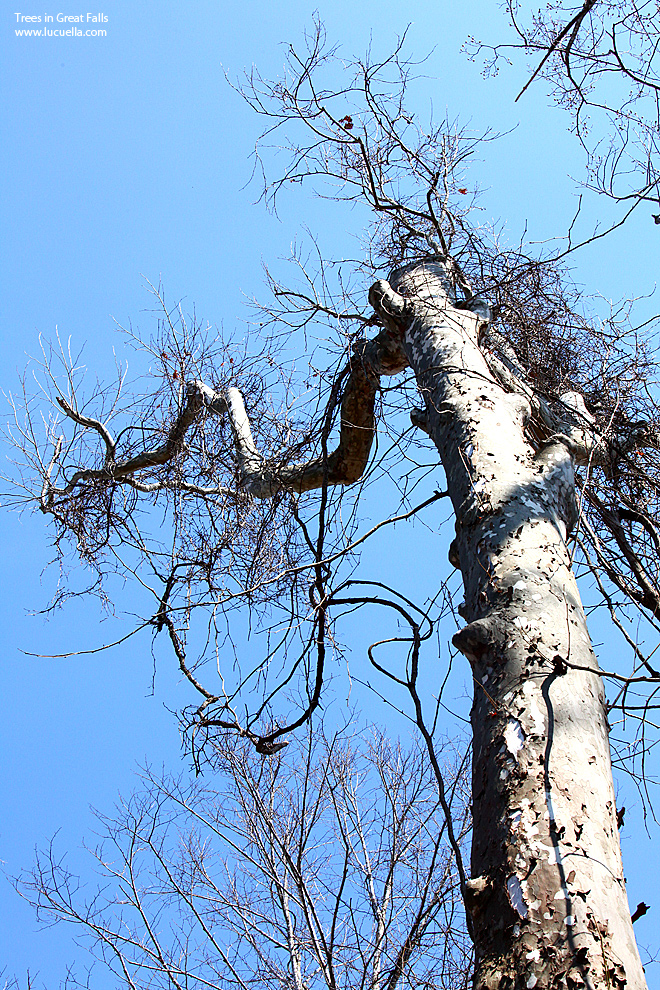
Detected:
[18,729,471,990]
[4,23,660,990]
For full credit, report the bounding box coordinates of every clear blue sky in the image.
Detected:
[1,1,658,985]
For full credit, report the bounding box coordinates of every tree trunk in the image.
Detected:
[388,261,647,990]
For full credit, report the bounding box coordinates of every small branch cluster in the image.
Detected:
[468,0,660,229]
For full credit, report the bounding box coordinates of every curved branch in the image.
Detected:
[232,321,409,498]
[47,380,226,501]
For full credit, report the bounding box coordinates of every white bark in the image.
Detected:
[383,261,647,990]
[219,260,646,986]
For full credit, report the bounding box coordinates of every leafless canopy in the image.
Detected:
[3,23,660,782]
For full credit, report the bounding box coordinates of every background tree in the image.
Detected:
[17,729,471,990]
[4,16,660,990]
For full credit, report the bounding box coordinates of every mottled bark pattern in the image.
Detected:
[389,262,647,990]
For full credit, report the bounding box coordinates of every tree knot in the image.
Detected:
[464,874,494,917]
[452,618,493,663]
[368,279,410,325]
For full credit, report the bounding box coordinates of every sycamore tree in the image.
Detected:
[6,24,660,990]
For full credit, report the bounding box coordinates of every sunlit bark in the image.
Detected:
[378,260,647,990]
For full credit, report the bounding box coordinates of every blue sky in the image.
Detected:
[2,1,659,985]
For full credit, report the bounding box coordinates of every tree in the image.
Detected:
[18,728,472,990]
[5,24,660,990]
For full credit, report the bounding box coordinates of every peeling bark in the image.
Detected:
[384,261,647,990]
[228,358,379,497]
[220,259,647,987]
[46,258,649,988]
